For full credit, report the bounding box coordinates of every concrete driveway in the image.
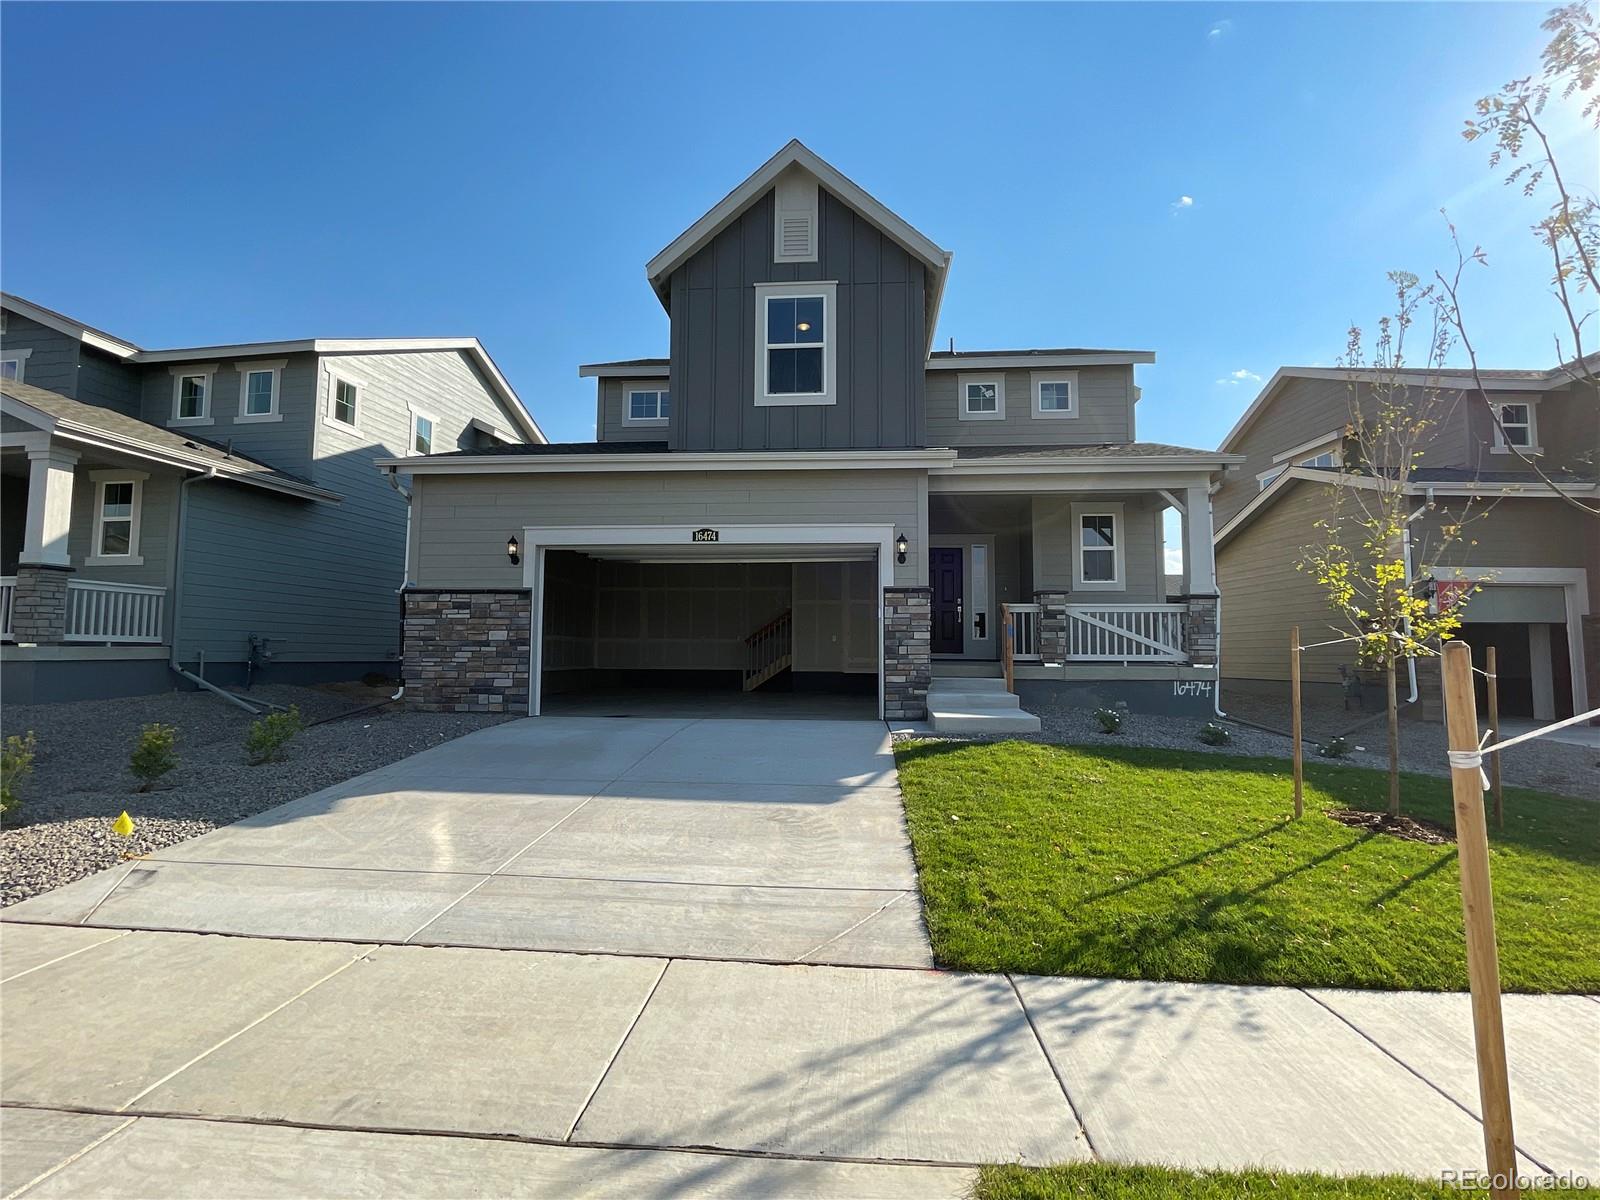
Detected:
[2,717,932,968]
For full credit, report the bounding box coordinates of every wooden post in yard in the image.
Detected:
[1442,640,1519,1200]
[1001,603,1015,694]
[1486,645,1503,829]
[1290,626,1303,819]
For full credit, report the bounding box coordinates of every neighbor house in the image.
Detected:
[382,141,1241,727]
[1213,363,1599,720]
[1,293,543,702]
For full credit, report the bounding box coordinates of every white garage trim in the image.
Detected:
[519,523,897,718]
[1437,565,1590,715]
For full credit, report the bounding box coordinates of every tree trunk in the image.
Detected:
[1386,656,1400,817]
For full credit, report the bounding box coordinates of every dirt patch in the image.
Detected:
[1327,807,1456,845]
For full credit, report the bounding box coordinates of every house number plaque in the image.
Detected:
[692,528,720,543]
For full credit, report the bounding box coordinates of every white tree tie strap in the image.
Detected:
[1449,706,1600,790]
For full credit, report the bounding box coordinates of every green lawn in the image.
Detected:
[976,1162,1600,1199]
[895,740,1599,992]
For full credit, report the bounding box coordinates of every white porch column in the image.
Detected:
[1183,485,1215,594]
[21,443,79,567]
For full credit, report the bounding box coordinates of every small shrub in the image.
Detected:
[130,723,179,792]
[1317,736,1350,759]
[1092,706,1123,735]
[1,732,37,816]
[1197,721,1232,746]
[245,705,303,765]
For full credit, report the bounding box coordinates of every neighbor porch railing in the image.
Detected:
[0,576,14,642]
[1006,603,1042,662]
[65,579,166,643]
[1063,603,1186,662]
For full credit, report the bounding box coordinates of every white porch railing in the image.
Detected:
[0,576,14,642]
[1007,603,1043,663]
[1064,603,1186,662]
[65,579,166,644]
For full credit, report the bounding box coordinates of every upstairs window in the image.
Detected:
[1301,450,1337,469]
[169,365,216,425]
[328,375,361,429]
[625,388,671,425]
[0,349,29,381]
[1493,402,1538,452]
[755,281,836,407]
[1032,371,1078,419]
[958,374,1006,421]
[410,409,436,455]
[236,361,284,422]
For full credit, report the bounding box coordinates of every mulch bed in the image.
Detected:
[1327,807,1456,845]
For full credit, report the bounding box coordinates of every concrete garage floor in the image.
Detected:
[2,716,1596,1196]
[543,687,879,720]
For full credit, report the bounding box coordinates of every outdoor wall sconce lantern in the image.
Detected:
[507,534,520,565]
[895,532,908,565]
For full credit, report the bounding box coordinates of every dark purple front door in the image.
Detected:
[930,548,963,654]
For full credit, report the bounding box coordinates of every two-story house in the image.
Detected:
[1213,364,1599,720]
[384,142,1240,726]
[0,293,544,702]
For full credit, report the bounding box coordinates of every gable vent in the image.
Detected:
[772,167,819,264]
[780,215,814,258]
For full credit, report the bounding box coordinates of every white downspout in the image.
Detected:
[386,466,411,702]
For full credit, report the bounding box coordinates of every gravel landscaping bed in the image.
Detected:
[898,699,1598,801]
[2,684,513,906]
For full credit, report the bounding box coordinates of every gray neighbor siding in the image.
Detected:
[173,348,527,672]
[667,189,926,452]
[137,353,320,478]
[924,365,1136,448]
[597,376,671,443]
[2,312,84,397]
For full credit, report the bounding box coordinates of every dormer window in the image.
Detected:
[624,386,671,427]
[1492,402,1539,453]
[755,281,837,407]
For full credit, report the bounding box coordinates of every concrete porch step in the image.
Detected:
[927,707,1043,735]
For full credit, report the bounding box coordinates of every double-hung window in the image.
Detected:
[623,387,671,426]
[958,374,1005,421]
[754,281,836,406]
[88,471,147,565]
[1031,371,1078,419]
[0,348,30,381]
[169,364,217,425]
[410,408,436,455]
[1072,503,1124,589]
[236,360,284,422]
[327,374,362,431]
[1493,402,1538,452]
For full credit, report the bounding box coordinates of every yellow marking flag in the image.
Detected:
[112,811,134,837]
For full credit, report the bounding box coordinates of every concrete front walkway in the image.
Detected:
[3,717,932,968]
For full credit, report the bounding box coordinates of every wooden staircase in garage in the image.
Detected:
[743,609,793,691]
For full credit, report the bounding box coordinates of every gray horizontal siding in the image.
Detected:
[73,348,142,417]
[925,365,1134,448]
[2,313,82,397]
[1031,493,1165,603]
[598,377,671,443]
[412,468,926,589]
[137,354,319,477]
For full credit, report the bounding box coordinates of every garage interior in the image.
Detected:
[537,549,880,718]
[1452,583,1576,720]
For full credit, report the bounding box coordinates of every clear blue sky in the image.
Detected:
[3,2,1594,459]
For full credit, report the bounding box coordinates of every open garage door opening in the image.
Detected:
[534,548,881,720]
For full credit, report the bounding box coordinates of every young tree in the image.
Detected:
[1300,275,1481,817]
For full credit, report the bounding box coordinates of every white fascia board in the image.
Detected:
[578,363,670,379]
[925,352,1156,370]
[1405,480,1599,498]
[376,448,958,474]
[933,453,1243,475]
[1,294,141,358]
[645,141,950,294]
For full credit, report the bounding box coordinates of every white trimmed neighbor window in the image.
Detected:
[409,408,437,455]
[0,348,31,381]
[958,374,1005,421]
[1031,371,1078,419]
[623,386,671,427]
[1072,502,1124,589]
[169,364,217,426]
[88,471,147,566]
[1492,401,1539,452]
[327,373,362,431]
[755,281,837,407]
[236,360,284,423]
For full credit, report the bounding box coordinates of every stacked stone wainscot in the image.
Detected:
[10,565,72,644]
[403,589,532,714]
[883,586,931,721]
[1033,591,1071,664]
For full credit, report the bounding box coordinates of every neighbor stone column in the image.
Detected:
[1584,615,1599,720]
[1034,590,1070,664]
[10,564,71,644]
[1184,594,1220,666]
[403,589,531,714]
[883,586,931,721]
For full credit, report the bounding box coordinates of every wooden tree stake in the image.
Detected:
[1486,645,1503,829]
[1290,626,1303,819]
[1442,640,1519,1199]
[1001,603,1015,695]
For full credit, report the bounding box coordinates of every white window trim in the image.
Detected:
[0,347,32,382]
[324,370,364,434]
[86,469,148,567]
[621,383,671,428]
[1491,400,1541,454]
[958,373,1006,421]
[234,359,286,424]
[754,280,838,407]
[1031,370,1078,420]
[1071,501,1125,591]
[168,363,218,427]
[408,406,439,456]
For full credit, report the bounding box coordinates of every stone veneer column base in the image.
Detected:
[1033,591,1070,664]
[11,564,73,645]
[1184,594,1220,666]
[1583,615,1599,721]
[883,587,931,721]
[403,589,532,714]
